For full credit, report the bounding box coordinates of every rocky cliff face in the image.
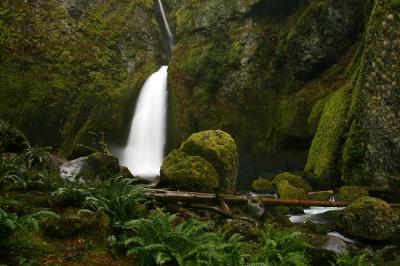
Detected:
[167,0,371,182]
[0,0,162,152]
[1,0,399,188]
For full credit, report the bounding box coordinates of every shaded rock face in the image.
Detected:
[167,0,370,180]
[160,130,238,193]
[340,197,400,241]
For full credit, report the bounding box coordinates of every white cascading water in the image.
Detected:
[157,0,174,51]
[121,0,173,179]
[121,66,169,179]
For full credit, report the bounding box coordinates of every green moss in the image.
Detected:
[304,84,352,188]
[307,191,332,201]
[0,0,161,151]
[160,149,219,192]
[276,180,306,200]
[274,172,312,192]
[181,130,238,193]
[340,197,399,241]
[252,178,275,193]
[41,209,110,239]
[336,186,368,202]
[82,153,120,182]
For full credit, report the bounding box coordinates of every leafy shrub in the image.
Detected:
[121,210,245,266]
[249,225,311,266]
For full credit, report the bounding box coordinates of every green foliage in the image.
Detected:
[332,246,395,266]
[50,181,93,208]
[23,146,51,170]
[0,208,39,244]
[122,210,245,266]
[84,176,149,227]
[1,153,62,192]
[249,225,311,266]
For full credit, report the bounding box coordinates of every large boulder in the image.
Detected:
[59,152,120,183]
[181,130,238,193]
[160,130,238,193]
[0,120,30,153]
[340,197,399,241]
[160,150,219,192]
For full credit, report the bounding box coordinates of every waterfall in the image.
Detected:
[157,0,174,49]
[121,66,169,179]
[120,0,173,180]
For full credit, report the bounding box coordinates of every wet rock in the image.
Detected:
[309,233,357,264]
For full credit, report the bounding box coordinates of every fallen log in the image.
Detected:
[149,189,400,208]
[149,190,349,207]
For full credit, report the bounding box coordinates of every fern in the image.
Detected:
[122,210,246,266]
[23,146,51,170]
[84,175,149,227]
[249,225,311,266]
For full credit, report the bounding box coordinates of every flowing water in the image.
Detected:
[120,0,173,180]
[121,66,169,179]
[157,0,174,50]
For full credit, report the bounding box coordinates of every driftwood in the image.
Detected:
[149,189,400,208]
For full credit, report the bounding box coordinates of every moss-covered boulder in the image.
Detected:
[274,172,312,192]
[307,191,332,201]
[340,197,399,241]
[336,186,368,202]
[160,150,219,192]
[180,130,238,193]
[276,180,306,200]
[0,120,30,153]
[252,178,275,194]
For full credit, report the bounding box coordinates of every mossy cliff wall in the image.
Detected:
[167,0,371,181]
[1,0,399,188]
[0,0,162,152]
